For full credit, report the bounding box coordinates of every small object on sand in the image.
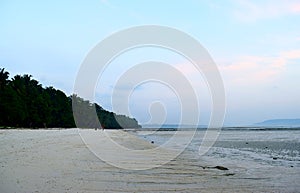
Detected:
[151,141,154,144]
[272,157,278,160]
[214,166,229,170]
[245,142,249,144]
[223,173,235,176]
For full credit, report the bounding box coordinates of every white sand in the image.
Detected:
[0,129,298,192]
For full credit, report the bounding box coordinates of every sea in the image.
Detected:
[132,127,300,191]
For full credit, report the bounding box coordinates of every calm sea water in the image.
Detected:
[133,128,300,191]
[135,129,300,167]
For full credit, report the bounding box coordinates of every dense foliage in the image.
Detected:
[0,68,140,129]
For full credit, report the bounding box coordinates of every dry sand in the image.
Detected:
[0,129,298,192]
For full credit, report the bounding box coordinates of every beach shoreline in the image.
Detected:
[0,129,299,192]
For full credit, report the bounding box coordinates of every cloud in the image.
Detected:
[220,49,300,85]
[233,0,300,22]
[281,49,300,59]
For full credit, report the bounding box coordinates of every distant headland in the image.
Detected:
[254,119,300,127]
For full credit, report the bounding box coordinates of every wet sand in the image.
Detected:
[0,129,298,192]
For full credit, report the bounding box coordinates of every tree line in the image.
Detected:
[0,68,140,129]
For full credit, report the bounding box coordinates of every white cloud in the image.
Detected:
[219,49,300,85]
[233,0,300,22]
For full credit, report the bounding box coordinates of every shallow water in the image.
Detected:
[136,129,300,165]
[135,129,300,192]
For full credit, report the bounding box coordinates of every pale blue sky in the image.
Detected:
[1,0,300,125]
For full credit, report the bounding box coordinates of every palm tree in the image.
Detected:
[0,68,10,89]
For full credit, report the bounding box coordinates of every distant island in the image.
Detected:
[254,119,300,127]
[0,68,140,129]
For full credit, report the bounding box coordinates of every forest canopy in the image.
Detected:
[0,68,140,129]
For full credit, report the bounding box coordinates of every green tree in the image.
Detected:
[0,68,140,129]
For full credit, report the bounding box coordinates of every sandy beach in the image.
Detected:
[0,129,299,192]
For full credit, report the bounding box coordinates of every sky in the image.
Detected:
[1,0,300,126]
